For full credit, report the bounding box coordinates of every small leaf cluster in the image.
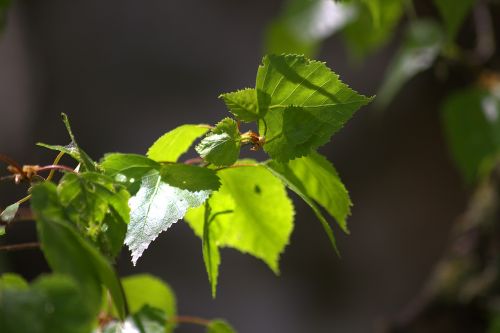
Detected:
[0,53,371,331]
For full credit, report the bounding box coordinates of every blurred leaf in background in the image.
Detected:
[434,0,476,40]
[377,19,444,108]
[442,79,500,183]
[265,0,356,57]
[0,0,10,32]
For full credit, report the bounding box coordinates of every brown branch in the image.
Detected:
[171,315,211,326]
[0,242,40,252]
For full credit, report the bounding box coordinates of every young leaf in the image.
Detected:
[125,170,210,265]
[103,305,167,333]
[185,162,294,294]
[32,183,127,319]
[207,319,237,333]
[377,19,444,108]
[196,118,241,166]
[147,124,209,162]
[160,164,221,191]
[0,202,19,223]
[219,88,260,122]
[434,0,475,39]
[266,159,339,255]
[0,274,95,333]
[442,87,500,183]
[256,54,372,162]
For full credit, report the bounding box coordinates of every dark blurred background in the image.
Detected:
[0,1,472,332]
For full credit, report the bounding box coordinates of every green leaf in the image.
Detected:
[196,118,241,166]
[434,0,475,39]
[219,88,260,122]
[264,0,356,57]
[207,319,237,333]
[185,162,294,293]
[0,0,10,32]
[0,202,19,223]
[266,159,339,255]
[342,0,403,58]
[103,305,167,333]
[286,152,351,233]
[57,172,130,257]
[256,54,371,162]
[125,170,210,265]
[160,164,221,191]
[100,153,161,194]
[147,124,209,162]
[0,273,28,290]
[442,87,500,183]
[377,19,444,108]
[31,182,127,319]
[121,274,176,321]
[0,274,95,333]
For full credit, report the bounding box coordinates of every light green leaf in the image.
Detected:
[147,124,209,162]
[121,274,176,321]
[0,274,28,290]
[32,182,126,319]
[342,0,403,58]
[160,164,221,191]
[442,87,500,183]
[434,0,475,39]
[286,152,351,233]
[377,19,444,108]
[103,305,167,333]
[219,88,260,122]
[126,170,210,265]
[256,54,371,162]
[0,202,19,223]
[264,0,355,57]
[0,274,95,333]
[185,162,294,293]
[207,319,237,333]
[196,118,241,166]
[266,159,339,255]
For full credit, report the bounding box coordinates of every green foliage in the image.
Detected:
[147,124,209,162]
[0,274,95,333]
[442,87,500,183]
[185,162,294,295]
[377,19,444,108]
[196,118,242,166]
[434,0,475,39]
[256,54,371,162]
[0,202,19,224]
[0,53,368,331]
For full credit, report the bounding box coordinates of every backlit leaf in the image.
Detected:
[207,319,237,333]
[196,118,241,166]
[219,88,260,122]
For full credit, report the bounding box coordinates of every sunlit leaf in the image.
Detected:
[125,170,210,265]
[207,319,237,333]
[196,118,241,166]
[256,54,371,162]
[147,124,209,162]
[219,89,260,122]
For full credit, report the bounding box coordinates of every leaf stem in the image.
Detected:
[37,165,76,174]
[171,315,211,327]
[46,151,65,181]
[215,163,260,171]
[0,242,40,252]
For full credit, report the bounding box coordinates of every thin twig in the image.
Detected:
[215,163,260,171]
[171,315,211,327]
[0,242,40,252]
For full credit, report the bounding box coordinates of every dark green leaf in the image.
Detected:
[434,0,475,39]
[0,274,95,333]
[125,170,210,265]
[160,164,221,191]
[196,118,241,166]
[219,89,260,122]
[342,0,403,58]
[377,19,444,108]
[256,54,372,162]
[32,182,126,319]
[147,124,209,162]
[185,162,294,294]
[442,87,500,183]
[266,159,339,255]
[207,319,237,333]
[0,202,19,223]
